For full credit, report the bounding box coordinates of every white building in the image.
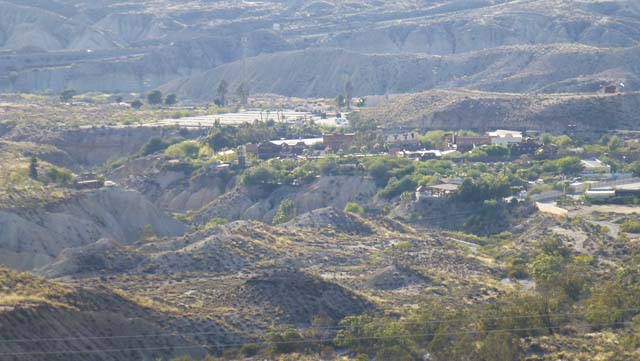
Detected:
[581,159,611,174]
[486,129,523,146]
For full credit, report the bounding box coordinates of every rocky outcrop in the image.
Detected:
[194,175,378,224]
[0,187,186,271]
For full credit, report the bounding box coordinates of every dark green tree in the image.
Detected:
[217,80,229,106]
[29,156,38,179]
[164,93,178,105]
[130,99,143,109]
[60,88,76,102]
[344,79,354,111]
[147,90,164,105]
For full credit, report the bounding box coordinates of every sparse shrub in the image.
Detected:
[60,88,76,102]
[240,344,259,357]
[621,219,640,233]
[202,217,228,229]
[140,224,155,241]
[266,326,305,355]
[344,202,364,214]
[273,199,296,225]
[46,167,74,185]
[130,99,143,109]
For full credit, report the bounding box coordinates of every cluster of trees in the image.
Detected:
[129,90,178,109]
[28,157,74,185]
[204,121,321,152]
[164,140,213,160]
[215,80,248,106]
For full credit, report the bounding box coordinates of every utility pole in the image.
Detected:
[241,36,249,107]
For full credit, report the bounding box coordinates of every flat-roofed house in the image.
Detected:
[487,129,523,146]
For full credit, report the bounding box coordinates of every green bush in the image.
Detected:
[140,136,170,155]
[165,141,201,159]
[344,202,364,214]
[46,167,74,185]
[621,219,640,233]
[273,199,297,225]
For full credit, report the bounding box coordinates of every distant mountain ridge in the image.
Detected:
[0,0,639,96]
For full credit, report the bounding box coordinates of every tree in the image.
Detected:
[217,80,229,106]
[29,156,38,179]
[607,136,621,151]
[627,161,640,177]
[344,79,354,111]
[164,93,177,105]
[130,99,143,109]
[140,137,170,155]
[164,141,201,159]
[336,95,346,110]
[273,199,296,225]
[60,88,76,102]
[147,90,163,105]
[555,156,583,174]
[235,82,248,106]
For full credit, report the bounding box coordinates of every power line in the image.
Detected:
[2,307,639,345]
[1,321,633,357]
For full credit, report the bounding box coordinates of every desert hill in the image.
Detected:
[0,266,238,361]
[359,88,640,131]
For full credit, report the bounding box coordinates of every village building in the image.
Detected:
[581,159,611,174]
[487,129,523,146]
[323,133,355,150]
[76,179,103,190]
[509,138,540,156]
[257,142,282,160]
[385,131,420,147]
[443,133,492,152]
[415,183,460,201]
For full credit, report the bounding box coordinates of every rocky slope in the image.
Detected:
[0,187,186,271]
[165,44,640,99]
[359,88,640,131]
[193,175,378,224]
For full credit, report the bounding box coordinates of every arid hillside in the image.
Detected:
[358,88,640,131]
[166,44,640,99]
[0,0,639,96]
